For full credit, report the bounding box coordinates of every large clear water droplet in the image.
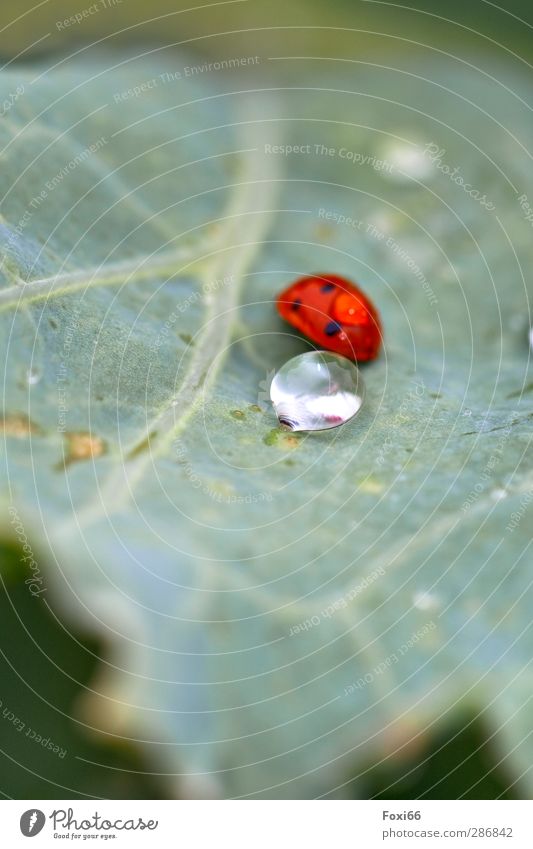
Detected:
[269,351,365,432]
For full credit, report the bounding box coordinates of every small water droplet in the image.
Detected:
[26,367,41,385]
[413,591,440,612]
[384,143,433,181]
[491,488,508,501]
[269,351,365,432]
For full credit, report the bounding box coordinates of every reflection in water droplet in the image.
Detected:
[26,367,41,385]
[269,351,365,432]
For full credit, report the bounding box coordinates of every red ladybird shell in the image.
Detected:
[276,274,382,361]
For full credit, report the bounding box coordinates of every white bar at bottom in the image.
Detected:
[1,799,531,848]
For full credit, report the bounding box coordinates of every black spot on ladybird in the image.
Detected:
[324,320,342,336]
[321,282,335,292]
[292,299,302,310]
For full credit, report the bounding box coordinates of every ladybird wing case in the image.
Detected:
[276,274,382,361]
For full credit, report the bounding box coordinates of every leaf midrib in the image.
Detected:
[59,107,281,532]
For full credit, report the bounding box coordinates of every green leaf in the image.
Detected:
[1,51,532,798]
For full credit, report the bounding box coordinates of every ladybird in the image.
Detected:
[276,274,382,361]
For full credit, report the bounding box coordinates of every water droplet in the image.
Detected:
[269,351,365,432]
[383,143,433,181]
[25,366,41,385]
[413,591,440,612]
[491,488,508,501]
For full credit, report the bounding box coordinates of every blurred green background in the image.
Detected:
[0,540,519,798]
[2,0,533,65]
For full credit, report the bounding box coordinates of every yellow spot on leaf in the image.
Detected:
[313,222,335,242]
[359,479,384,494]
[0,413,41,436]
[281,434,301,449]
[63,431,106,466]
[209,481,235,497]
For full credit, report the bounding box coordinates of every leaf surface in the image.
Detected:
[1,52,532,798]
